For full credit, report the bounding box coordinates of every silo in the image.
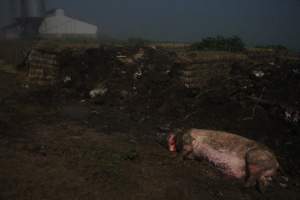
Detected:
[0,0,13,27]
[21,0,46,18]
[11,0,23,19]
[1,0,46,38]
[19,0,46,37]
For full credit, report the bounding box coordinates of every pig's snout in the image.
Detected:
[167,133,177,152]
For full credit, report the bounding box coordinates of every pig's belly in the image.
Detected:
[192,141,246,178]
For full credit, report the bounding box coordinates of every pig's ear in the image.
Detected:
[174,128,184,134]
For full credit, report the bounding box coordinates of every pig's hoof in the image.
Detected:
[257,181,268,193]
[245,176,256,188]
[257,185,266,193]
[244,182,254,188]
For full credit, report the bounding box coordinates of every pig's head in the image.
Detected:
[156,128,185,153]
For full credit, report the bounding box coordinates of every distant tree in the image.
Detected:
[228,36,245,52]
[255,44,288,51]
[191,36,245,52]
[127,37,151,48]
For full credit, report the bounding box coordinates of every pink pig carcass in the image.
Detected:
[167,129,279,190]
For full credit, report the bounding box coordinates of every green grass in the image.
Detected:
[0,64,17,74]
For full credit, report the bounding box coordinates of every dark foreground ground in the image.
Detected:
[0,47,300,200]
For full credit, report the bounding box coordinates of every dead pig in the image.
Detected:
[167,129,279,191]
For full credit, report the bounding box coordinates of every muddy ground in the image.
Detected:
[0,46,300,200]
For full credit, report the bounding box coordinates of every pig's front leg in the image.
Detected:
[181,144,196,160]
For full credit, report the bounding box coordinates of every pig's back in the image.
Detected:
[189,129,258,153]
[188,129,259,178]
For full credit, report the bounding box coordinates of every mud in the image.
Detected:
[0,46,300,200]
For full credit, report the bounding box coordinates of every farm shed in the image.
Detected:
[39,9,98,38]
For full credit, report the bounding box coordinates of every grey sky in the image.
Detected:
[2,0,300,49]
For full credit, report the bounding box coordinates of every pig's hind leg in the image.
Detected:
[245,169,269,193]
[245,148,264,188]
[245,165,260,188]
[245,148,275,192]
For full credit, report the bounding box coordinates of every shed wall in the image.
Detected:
[39,14,98,37]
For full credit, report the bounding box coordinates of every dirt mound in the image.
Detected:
[25,46,298,132]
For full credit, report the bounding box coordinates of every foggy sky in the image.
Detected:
[2,0,300,49]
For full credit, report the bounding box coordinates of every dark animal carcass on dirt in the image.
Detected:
[165,129,279,191]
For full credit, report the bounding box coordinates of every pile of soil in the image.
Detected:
[52,47,299,127]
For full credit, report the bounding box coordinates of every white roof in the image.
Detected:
[39,9,98,35]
